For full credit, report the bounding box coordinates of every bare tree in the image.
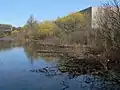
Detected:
[90,0,120,62]
[24,15,39,39]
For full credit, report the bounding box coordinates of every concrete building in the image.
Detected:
[79,6,100,29]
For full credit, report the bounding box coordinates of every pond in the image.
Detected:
[0,41,120,90]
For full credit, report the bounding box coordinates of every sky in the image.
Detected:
[0,0,105,27]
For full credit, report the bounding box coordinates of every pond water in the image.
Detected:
[0,41,120,90]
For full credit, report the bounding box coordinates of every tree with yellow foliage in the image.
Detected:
[55,12,85,34]
[37,21,55,39]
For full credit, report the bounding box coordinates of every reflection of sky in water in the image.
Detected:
[0,47,119,90]
[0,47,49,69]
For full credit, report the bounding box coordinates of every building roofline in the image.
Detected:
[79,6,92,12]
[79,6,100,12]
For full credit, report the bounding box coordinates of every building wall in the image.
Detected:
[92,7,99,28]
[80,6,101,29]
[79,7,92,29]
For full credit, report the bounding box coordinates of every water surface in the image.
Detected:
[0,42,120,90]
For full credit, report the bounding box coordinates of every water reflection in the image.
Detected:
[0,40,13,51]
[23,42,120,89]
[58,56,120,89]
[24,42,61,62]
[0,41,120,90]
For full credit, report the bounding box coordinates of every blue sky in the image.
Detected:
[0,0,104,27]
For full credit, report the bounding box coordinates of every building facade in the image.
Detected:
[80,6,99,29]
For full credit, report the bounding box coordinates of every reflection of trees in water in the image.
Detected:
[0,40,13,51]
[23,42,63,62]
[58,55,120,89]
[30,54,120,90]
[24,44,38,64]
[0,40,23,51]
[30,66,120,90]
